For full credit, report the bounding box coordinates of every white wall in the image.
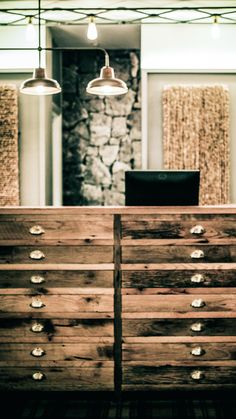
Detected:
[141,24,236,203]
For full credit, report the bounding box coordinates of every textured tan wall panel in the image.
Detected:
[163,85,230,205]
[0,85,19,206]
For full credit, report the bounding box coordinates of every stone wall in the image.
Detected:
[62,49,141,205]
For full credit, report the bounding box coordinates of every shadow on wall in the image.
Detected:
[62,49,141,206]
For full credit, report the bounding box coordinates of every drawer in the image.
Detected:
[0,367,114,391]
[123,318,236,337]
[121,215,236,240]
[0,318,114,342]
[122,366,236,389]
[0,294,114,314]
[122,269,236,288]
[0,343,114,364]
[0,246,113,264]
[122,292,236,314]
[0,215,113,242]
[122,245,236,263]
[0,270,113,289]
[123,342,236,362]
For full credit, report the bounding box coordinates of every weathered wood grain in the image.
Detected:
[0,270,113,289]
[0,367,114,391]
[0,343,114,363]
[0,246,113,264]
[122,318,236,337]
[122,245,236,263]
[122,294,236,313]
[122,269,236,288]
[0,318,114,342]
[121,219,236,240]
[122,342,236,361]
[123,365,236,386]
[0,295,113,313]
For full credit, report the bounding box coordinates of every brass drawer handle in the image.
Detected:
[29,225,45,235]
[31,347,45,357]
[30,298,45,309]
[191,370,204,381]
[191,299,205,308]
[32,371,45,381]
[191,346,205,357]
[191,273,205,284]
[190,322,204,332]
[30,275,45,284]
[29,250,45,260]
[190,250,205,259]
[190,225,205,235]
[31,323,44,333]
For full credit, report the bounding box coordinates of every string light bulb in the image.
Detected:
[87,15,98,41]
[211,15,220,39]
[26,16,36,42]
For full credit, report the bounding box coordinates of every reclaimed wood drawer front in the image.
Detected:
[123,318,236,337]
[122,366,236,389]
[0,295,114,313]
[123,343,236,362]
[122,269,236,288]
[0,343,114,364]
[0,215,113,242]
[0,367,114,391]
[0,270,113,289]
[0,246,113,264]
[122,245,236,263]
[121,216,236,241]
[0,318,114,342]
[122,293,236,313]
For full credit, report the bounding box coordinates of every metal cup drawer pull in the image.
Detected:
[30,275,45,284]
[191,299,205,308]
[191,346,205,357]
[29,225,45,235]
[191,273,205,284]
[31,347,45,357]
[190,250,205,259]
[191,370,204,381]
[29,250,45,260]
[31,323,44,333]
[30,298,45,309]
[190,322,204,332]
[32,371,45,381]
[190,225,205,235]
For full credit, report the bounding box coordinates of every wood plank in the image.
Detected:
[123,318,236,337]
[0,288,114,295]
[122,294,236,313]
[121,263,236,270]
[0,270,113,289]
[122,312,236,319]
[122,342,236,362]
[122,269,236,288]
[0,215,113,241]
[0,367,114,391]
[123,337,236,343]
[123,365,236,386]
[0,312,114,320]
[122,288,236,295]
[122,245,236,263]
[0,264,114,270]
[0,246,113,264]
[0,343,114,363]
[0,295,113,313]
[121,219,236,240]
[122,384,236,390]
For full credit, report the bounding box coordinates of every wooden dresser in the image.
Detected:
[0,206,236,391]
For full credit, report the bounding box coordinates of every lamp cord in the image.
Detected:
[38,0,41,68]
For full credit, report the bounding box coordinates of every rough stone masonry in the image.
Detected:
[62,49,141,206]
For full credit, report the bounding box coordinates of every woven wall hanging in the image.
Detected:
[163,85,230,205]
[0,84,19,206]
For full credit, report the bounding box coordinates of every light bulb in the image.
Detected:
[87,16,98,41]
[26,16,37,42]
[211,15,220,40]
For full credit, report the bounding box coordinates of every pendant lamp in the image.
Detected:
[20,0,61,95]
[86,51,128,96]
